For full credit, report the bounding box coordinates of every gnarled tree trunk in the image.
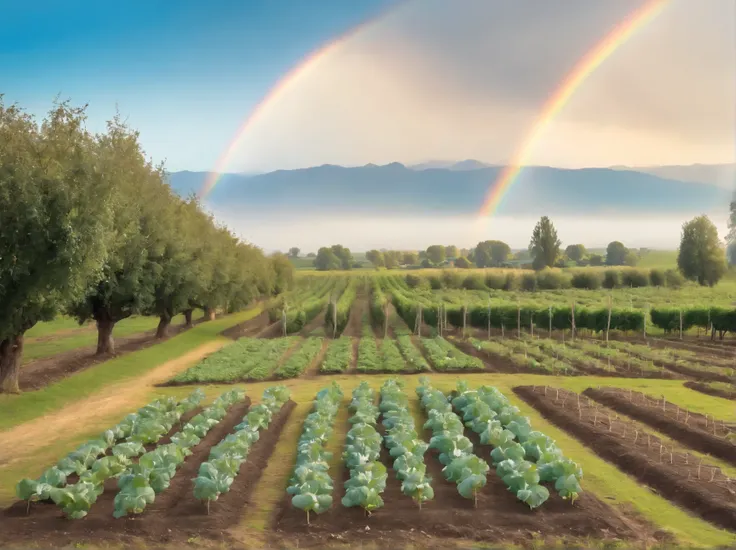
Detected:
[0,335,24,394]
[95,318,116,355]
[204,307,216,321]
[156,310,172,339]
[183,309,193,327]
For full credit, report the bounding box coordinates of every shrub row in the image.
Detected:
[325,277,359,336]
[403,267,686,292]
[650,307,736,336]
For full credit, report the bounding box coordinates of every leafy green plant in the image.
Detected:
[319,337,353,373]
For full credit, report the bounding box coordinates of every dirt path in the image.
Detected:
[0,340,225,468]
[342,295,368,338]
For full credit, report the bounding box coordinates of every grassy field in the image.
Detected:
[23,311,205,363]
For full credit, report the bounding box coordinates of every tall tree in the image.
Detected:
[314,247,342,271]
[605,241,629,266]
[0,101,113,392]
[677,215,726,286]
[564,244,586,263]
[270,253,294,294]
[444,245,459,259]
[366,249,385,268]
[288,247,300,258]
[426,245,446,264]
[473,240,511,267]
[402,251,419,265]
[384,250,401,269]
[330,245,353,270]
[529,217,561,270]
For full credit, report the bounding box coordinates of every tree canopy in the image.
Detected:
[426,245,446,265]
[0,99,290,393]
[529,217,561,270]
[472,240,511,268]
[444,245,459,259]
[677,215,726,286]
[288,247,300,258]
[564,244,586,263]
[605,241,629,266]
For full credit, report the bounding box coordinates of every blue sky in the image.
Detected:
[1,0,397,171]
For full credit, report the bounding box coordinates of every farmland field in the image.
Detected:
[2,274,736,549]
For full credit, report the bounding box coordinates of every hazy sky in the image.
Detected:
[3,0,734,173]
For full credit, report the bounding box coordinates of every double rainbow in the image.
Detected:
[478,0,669,219]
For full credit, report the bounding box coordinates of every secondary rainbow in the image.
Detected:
[198,2,406,200]
[477,0,669,220]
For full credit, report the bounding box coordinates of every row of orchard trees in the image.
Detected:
[0,101,291,393]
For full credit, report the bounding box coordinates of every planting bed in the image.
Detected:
[514,385,736,531]
[583,387,735,464]
[685,381,736,401]
[0,397,295,547]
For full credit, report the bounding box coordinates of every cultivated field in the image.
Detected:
[2,274,736,549]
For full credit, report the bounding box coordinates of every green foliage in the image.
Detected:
[395,335,430,372]
[602,269,620,289]
[605,241,629,266]
[325,277,359,336]
[356,335,382,373]
[426,245,446,265]
[649,269,666,287]
[366,250,384,268]
[288,383,343,523]
[420,337,483,371]
[565,244,587,263]
[319,337,353,373]
[315,245,353,271]
[529,216,561,270]
[535,268,570,290]
[473,240,511,268]
[193,386,290,505]
[462,274,485,290]
[455,257,472,269]
[570,271,603,290]
[171,338,296,383]
[677,215,727,287]
[274,338,323,379]
[620,268,649,288]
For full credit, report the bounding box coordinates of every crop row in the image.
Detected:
[341,382,388,513]
[193,386,291,511]
[379,379,434,507]
[274,337,324,379]
[325,276,361,336]
[16,390,206,514]
[171,337,297,384]
[287,382,344,524]
[420,337,484,371]
[112,390,245,518]
[319,337,354,373]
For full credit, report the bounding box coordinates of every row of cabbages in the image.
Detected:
[288,382,343,524]
[379,379,433,507]
[417,378,490,506]
[341,382,388,513]
[193,385,291,511]
[16,389,206,517]
[451,381,582,507]
[112,389,245,518]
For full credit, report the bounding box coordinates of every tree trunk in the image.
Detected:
[96,318,116,355]
[204,307,216,321]
[156,311,172,339]
[183,309,193,327]
[0,334,24,394]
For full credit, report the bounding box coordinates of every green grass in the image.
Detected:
[636,249,678,269]
[23,311,205,363]
[0,307,262,432]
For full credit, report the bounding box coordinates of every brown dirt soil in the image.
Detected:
[342,295,368,338]
[449,339,533,374]
[304,339,330,377]
[0,341,226,468]
[0,399,295,548]
[18,322,194,392]
[514,385,736,532]
[272,402,658,549]
[220,309,273,340]
[583,387,736,465]
[300,306,328,337]
[684,381,736,401]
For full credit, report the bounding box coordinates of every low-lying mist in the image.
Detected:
[210,209,729,253]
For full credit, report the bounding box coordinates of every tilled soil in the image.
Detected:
[0,399,295,548]
[685,381,736,401]
[18,322,193,391]
[220,309,273,340]
[271,399,657,549]
[583,387,736,465]
[514,385,736,532]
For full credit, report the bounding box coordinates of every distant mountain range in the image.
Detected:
[167,161,734,216]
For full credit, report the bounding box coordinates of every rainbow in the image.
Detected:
[198,2,406,199]
[478,0,669,220]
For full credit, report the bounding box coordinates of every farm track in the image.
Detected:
[18,321,196,391]
[300,306,329,337]
[583,388,736,465]
[0,341,226,467]
[221,309,272,340]
[684,381,736,401]
[342,295,368,338]
[0,399,296,547]
[514,385,736,532]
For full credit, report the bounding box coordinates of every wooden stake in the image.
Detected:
[488,300,492,340]
[548,306,552,336]
[571,302,576,341]
[517,302,521,338]
[679,309,683,340]
[606,295,612,343]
